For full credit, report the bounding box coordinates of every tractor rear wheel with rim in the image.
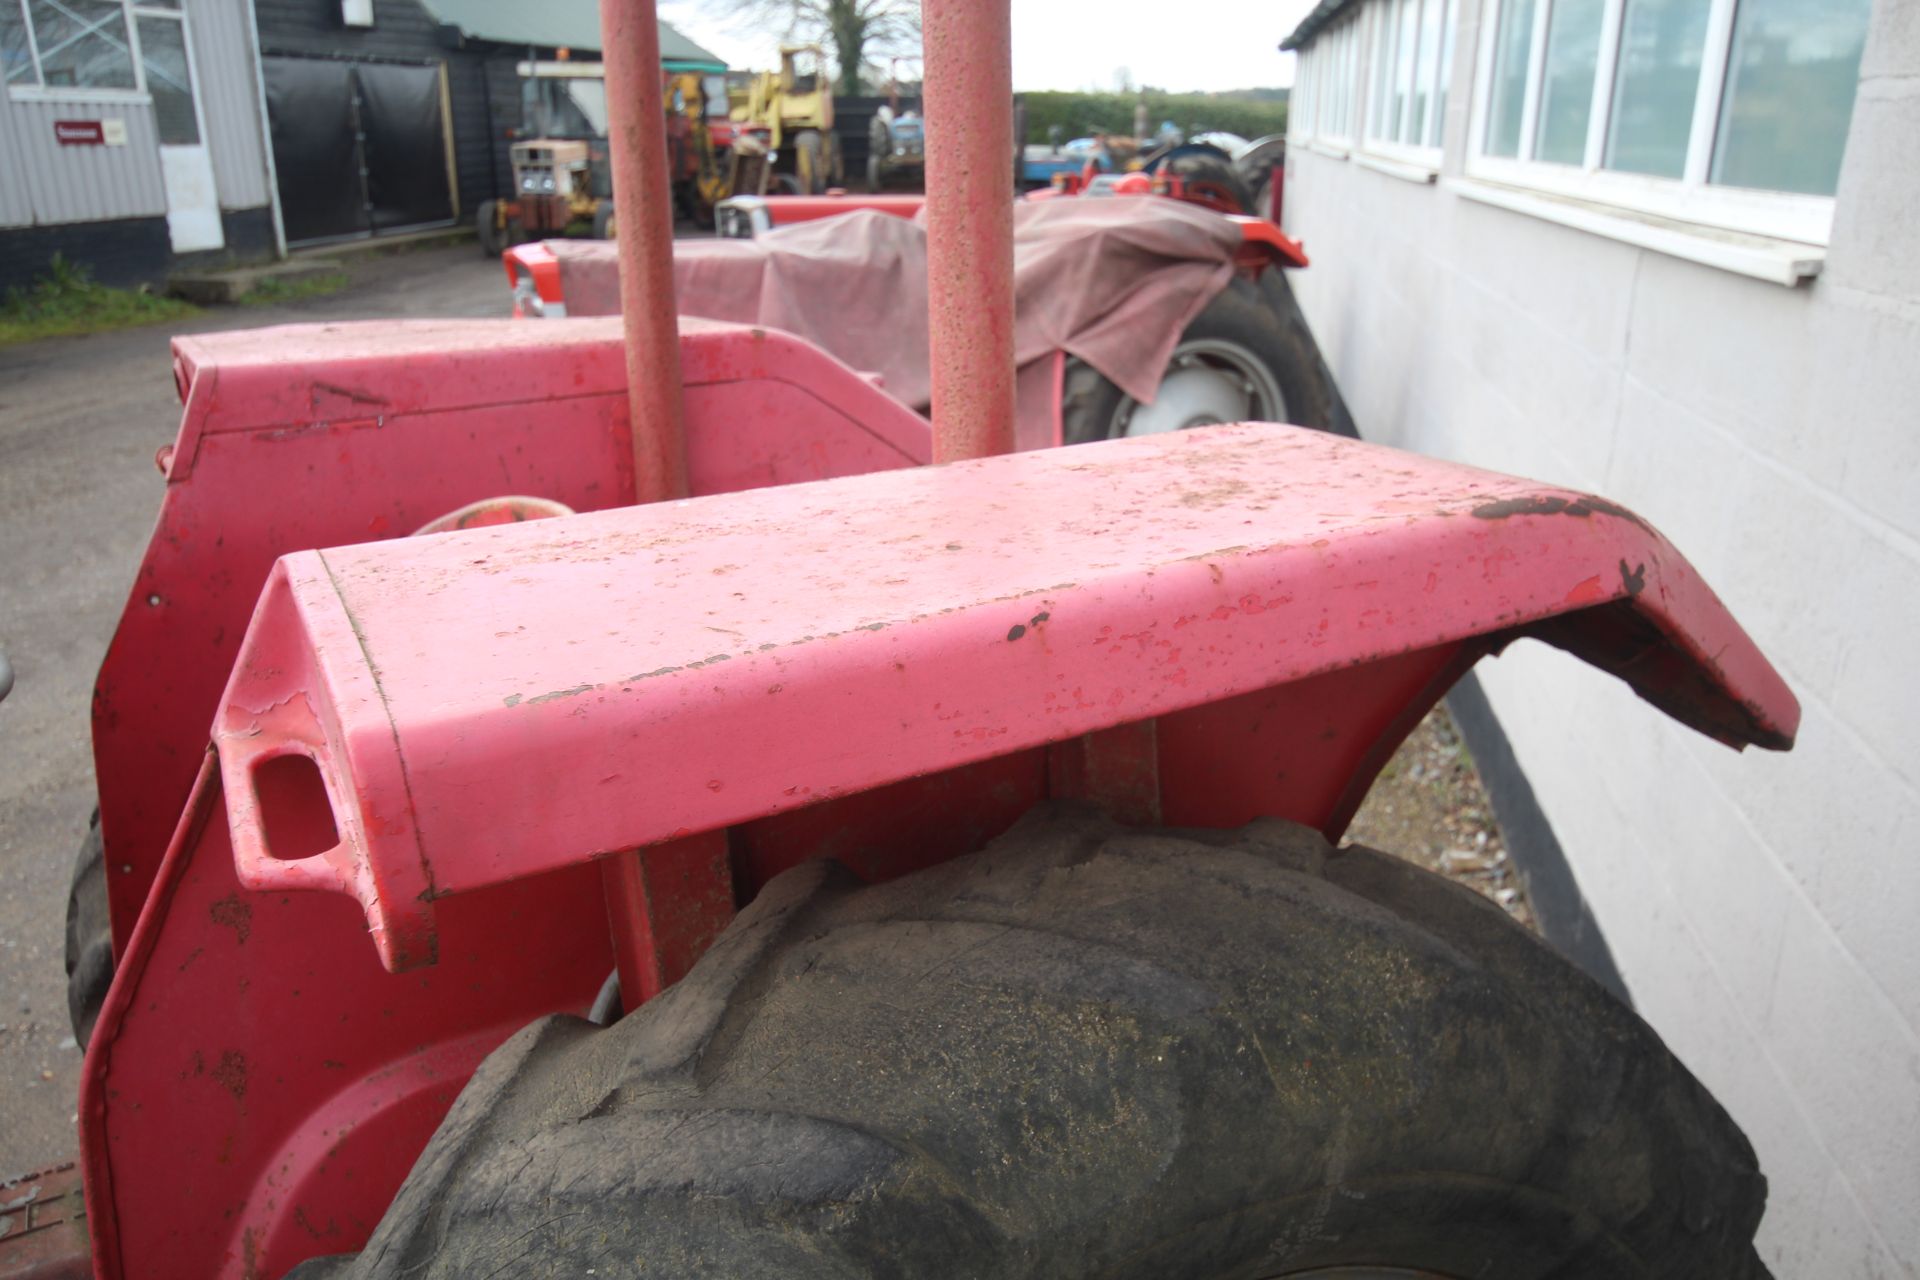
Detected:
[593,203,616,240]
[1062,273,1340,444]
[293,806,1772,1280]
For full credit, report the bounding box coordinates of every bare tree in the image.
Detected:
[705,0,921,96]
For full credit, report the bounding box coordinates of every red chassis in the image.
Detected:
[45,0,1795,1269]
[73,318,1794,1280]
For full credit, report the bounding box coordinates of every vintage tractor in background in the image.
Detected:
[733,43,840,194]
[5,0,1793,1276]
[475,137,608,253]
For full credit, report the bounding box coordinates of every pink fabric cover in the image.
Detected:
[549,197,1241,409]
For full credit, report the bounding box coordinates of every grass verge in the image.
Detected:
[0,254,196,347]
[240,269,351,307]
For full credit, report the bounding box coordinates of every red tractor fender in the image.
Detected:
[1228,213,1310,270]
[80,420,1795,1280]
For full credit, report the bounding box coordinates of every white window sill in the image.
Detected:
[1305,139,1351,160]
[8,86,150,105]
[1448,176,1825,286]
[1356,151,1438,184]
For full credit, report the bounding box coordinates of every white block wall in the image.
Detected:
[1281,0,1919,1273]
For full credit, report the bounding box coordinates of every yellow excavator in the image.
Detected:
[732,44,840,194]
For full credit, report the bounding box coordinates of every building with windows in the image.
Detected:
[1,0,279,290]
[1,0,723,286]
[1280,0,1915,1272]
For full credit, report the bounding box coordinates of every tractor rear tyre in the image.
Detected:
[1062,273,1342,444]
[593,203,616,240]
[1165,151,1256,214]
[795,128,826,195]
[65,808,112,1048]
[291,806,1771,1280]
[475,200,505,258]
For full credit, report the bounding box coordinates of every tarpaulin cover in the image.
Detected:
[264,57,362,244]
[549,197,1242,409]
[355,62,454,232]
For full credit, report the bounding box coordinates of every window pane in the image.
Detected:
[1392,0,1420,140]
[1369,1,1394,137]
[1430,0,1457,146]
[1536,0,1605,163]
[1485,0,1537,157]
[1712,0,1868,195]
[3,1,35,85]
[136,15,196,143]
[1605,0,1709,177]
[27,0,133,89]
[1413,0,1444,144]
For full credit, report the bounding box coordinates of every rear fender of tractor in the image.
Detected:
[89,318,932,962]
[79,421,1795,1280]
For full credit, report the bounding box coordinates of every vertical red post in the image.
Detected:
[597,0,701,1008]
[598,0,689,503]
[922,0,1016,463]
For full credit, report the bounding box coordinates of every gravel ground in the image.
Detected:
[0,243,509,1173]
[1347,704,1536,932]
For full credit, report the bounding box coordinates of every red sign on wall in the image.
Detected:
[53,119,105,146]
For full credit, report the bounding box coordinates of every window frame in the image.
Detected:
[3,0,195,107]
[1464,0,1844,245]
[1361,0,1454,171]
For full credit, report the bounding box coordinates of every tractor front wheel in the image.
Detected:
[1062,272,1344,444]
[795,128,826,194]
[293,807,1771,1279]
[475,200,503,258]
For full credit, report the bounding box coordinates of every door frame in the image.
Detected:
[131,2,225,253]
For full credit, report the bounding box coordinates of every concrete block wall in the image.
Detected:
[1281,0,1919,1272]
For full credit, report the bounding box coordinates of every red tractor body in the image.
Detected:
[5,0,1797,1276]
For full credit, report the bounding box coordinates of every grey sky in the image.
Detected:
[657,1,1319,91]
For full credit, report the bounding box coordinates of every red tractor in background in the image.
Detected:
[6,0,1793,1276]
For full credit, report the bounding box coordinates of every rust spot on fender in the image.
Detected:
[1620,559,1647,597]
[211,1049,248,1100]
[209,893,252,945]
[1471,493,1650,529]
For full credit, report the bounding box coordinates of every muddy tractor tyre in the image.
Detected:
[65,809,112,1048]
[293,806,1770,1280]
[1063,273,1341,444]
[593,202,616,240]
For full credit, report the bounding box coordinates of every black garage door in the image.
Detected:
[265,56,455,245]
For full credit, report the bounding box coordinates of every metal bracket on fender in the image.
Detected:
[212,424,1797,972]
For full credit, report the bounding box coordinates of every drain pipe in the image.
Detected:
[598,0,689,502]
[923,0,1015,463]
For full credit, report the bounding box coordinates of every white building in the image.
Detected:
[1279,0,1916,1272]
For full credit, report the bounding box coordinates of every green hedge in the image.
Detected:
[1017,91,1288,146]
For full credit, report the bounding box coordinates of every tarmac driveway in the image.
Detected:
[0,243,510,1171]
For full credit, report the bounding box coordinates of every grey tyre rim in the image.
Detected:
[1113,335,1287,437]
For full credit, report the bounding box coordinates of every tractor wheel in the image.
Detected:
[475,200,503,258]
[1164,151,1256,215]
[65,808,112,1048]
[1062,273,1339,444]
[593,203,616,240]
[795,128,825,194]
[291,806,1771,1280]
